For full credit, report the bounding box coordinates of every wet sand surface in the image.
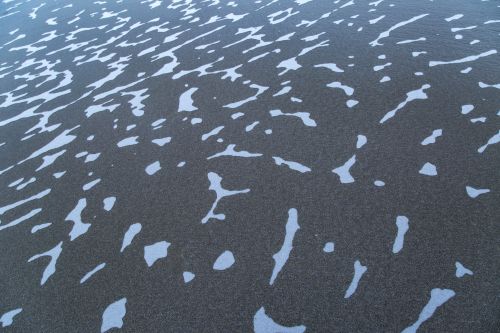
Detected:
[0,0,499,332]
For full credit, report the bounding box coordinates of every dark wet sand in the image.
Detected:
[0,0,499,332]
